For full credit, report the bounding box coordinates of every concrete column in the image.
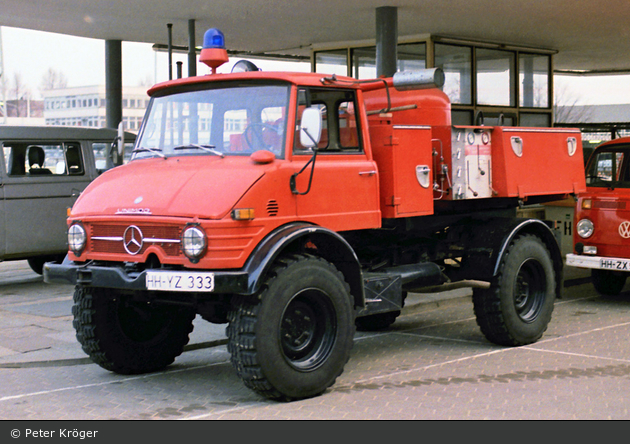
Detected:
[188,19,197,77]
[105,40,123,129]
[376,6,398,78]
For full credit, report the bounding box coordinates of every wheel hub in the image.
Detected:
[282,302,316,353]
[513,259,545,323]
[279,289,337,371]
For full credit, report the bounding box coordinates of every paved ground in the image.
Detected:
[0,260,628,420]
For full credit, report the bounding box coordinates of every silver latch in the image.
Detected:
[416,165,431,188]
[511,136,523,157]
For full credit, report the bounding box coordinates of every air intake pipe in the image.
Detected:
[393,67,445,91]
[359,67,445,92]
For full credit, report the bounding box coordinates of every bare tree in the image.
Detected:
[40,68,68,92]
[8,72,32,117]
[138,74,154,87]
[554,82,592,124]
[9,72,30,99]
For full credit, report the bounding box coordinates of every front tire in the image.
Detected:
[473,234,556,346]
[227,254,355,401]
[72,286,195,374]
[591,269,627,296]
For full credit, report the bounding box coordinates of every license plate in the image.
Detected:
[600,259,630,270]
[146,271,215,292]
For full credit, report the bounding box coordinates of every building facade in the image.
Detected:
[313,35,554,127]
[42,85,148,132]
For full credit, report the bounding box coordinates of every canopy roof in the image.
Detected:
[2,1,629,74]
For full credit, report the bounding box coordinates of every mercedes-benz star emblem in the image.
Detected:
[619,221,630,239]
[123,225,144,255]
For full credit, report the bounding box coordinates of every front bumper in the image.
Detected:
[566,253,630,271]
[43,259,250,294]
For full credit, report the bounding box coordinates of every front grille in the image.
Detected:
[90,224,182,256]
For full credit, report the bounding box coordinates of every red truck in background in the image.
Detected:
[567,136,630,295]
[44,28,586,401]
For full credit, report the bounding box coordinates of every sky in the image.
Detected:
[0,26,310,100]
[1,25,629,106]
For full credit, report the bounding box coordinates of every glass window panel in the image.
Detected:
[520,112,551,127]
[352,44,427,79]
[484,114,515,126]
[519,54,550,108]
[137,85,289,159]
[352,47,377,79]
[339,101,359,149]
[315,50,348,77]
[398,43,427,71]
[451,110,473,126]
[586,149,628,187]
[435,44,472,105]
[476,48,516,107]
[3,142,83,176]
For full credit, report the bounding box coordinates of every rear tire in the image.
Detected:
[72,286,195,374]
[473,234,556,346]
[227,254,355,401]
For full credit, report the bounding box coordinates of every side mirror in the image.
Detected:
[117,121,125,157]
[108,122,125,168]
[299,107,322,149]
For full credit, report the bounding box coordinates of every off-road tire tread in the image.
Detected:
[226,254,354,401]
[72,286,195,374]
[472,234,555,346]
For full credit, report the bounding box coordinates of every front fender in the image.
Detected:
[242,222,365,307]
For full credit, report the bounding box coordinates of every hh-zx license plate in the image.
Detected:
[146,271,215,292]
[600,259,630,270]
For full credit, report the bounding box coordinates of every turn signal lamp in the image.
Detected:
[582,199,592,209]
[200,28,229,74]
[232,208,255,220]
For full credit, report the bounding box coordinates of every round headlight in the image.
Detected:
[68,223,87,255]
[182,226,207,262]
[576,219,594,238]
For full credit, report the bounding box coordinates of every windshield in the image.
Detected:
[586,145,630,188]
[134,83,290,160]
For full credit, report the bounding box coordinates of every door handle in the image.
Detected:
[359,170,377,176]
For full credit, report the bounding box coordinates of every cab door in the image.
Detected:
[291,88,380,231]
[1,140,91,258]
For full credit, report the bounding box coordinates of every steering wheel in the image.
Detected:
[243,123,282,152]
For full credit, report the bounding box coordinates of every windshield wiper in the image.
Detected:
[174,144,225,158]
[132,146,166,159]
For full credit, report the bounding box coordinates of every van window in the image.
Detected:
[586,148,630,188]
[2,142,84,176]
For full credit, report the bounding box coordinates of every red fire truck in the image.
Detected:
[567,136,630,295]
[45,28,586,401]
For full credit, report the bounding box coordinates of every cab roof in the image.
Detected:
[147,70,363,96]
